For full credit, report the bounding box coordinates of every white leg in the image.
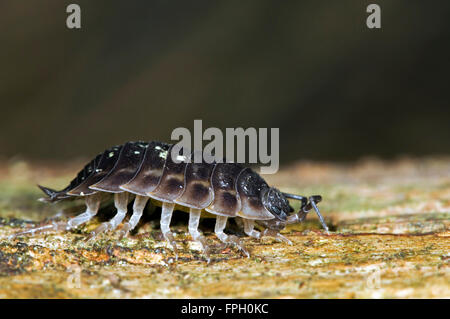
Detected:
[9,194,102,239]
[67,194,102,229]
[244,219,292,245]
[160,202,175,236]
[214,216,249,257]
[160,202,178,258]
[188,208,210,260]
[118,195,149,238]
[243,219,261,239]
[214,216,229,243]
[108,192,129,229]
[261,228,292,245]
[87,192,129,240]
[188,208,203,241]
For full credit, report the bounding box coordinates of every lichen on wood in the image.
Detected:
[0,158,449,298]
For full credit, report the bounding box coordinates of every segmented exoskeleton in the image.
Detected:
[11,141,328,260]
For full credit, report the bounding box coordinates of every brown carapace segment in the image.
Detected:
[174,161,215,209]
[89,141,148,193]
[205,163,244,216]
[148,145,187,202]
[120,141,170,196]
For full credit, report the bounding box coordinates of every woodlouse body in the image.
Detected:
[15,141,329,260]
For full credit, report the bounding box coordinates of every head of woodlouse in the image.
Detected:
[259,187,294,231]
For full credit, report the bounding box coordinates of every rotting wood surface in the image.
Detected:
[0,158,448,298]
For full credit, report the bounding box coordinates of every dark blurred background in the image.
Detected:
[1,0,449,164]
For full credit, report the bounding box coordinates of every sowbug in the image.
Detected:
[11,141,329,260]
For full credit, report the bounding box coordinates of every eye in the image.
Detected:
[271,205,281,216]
